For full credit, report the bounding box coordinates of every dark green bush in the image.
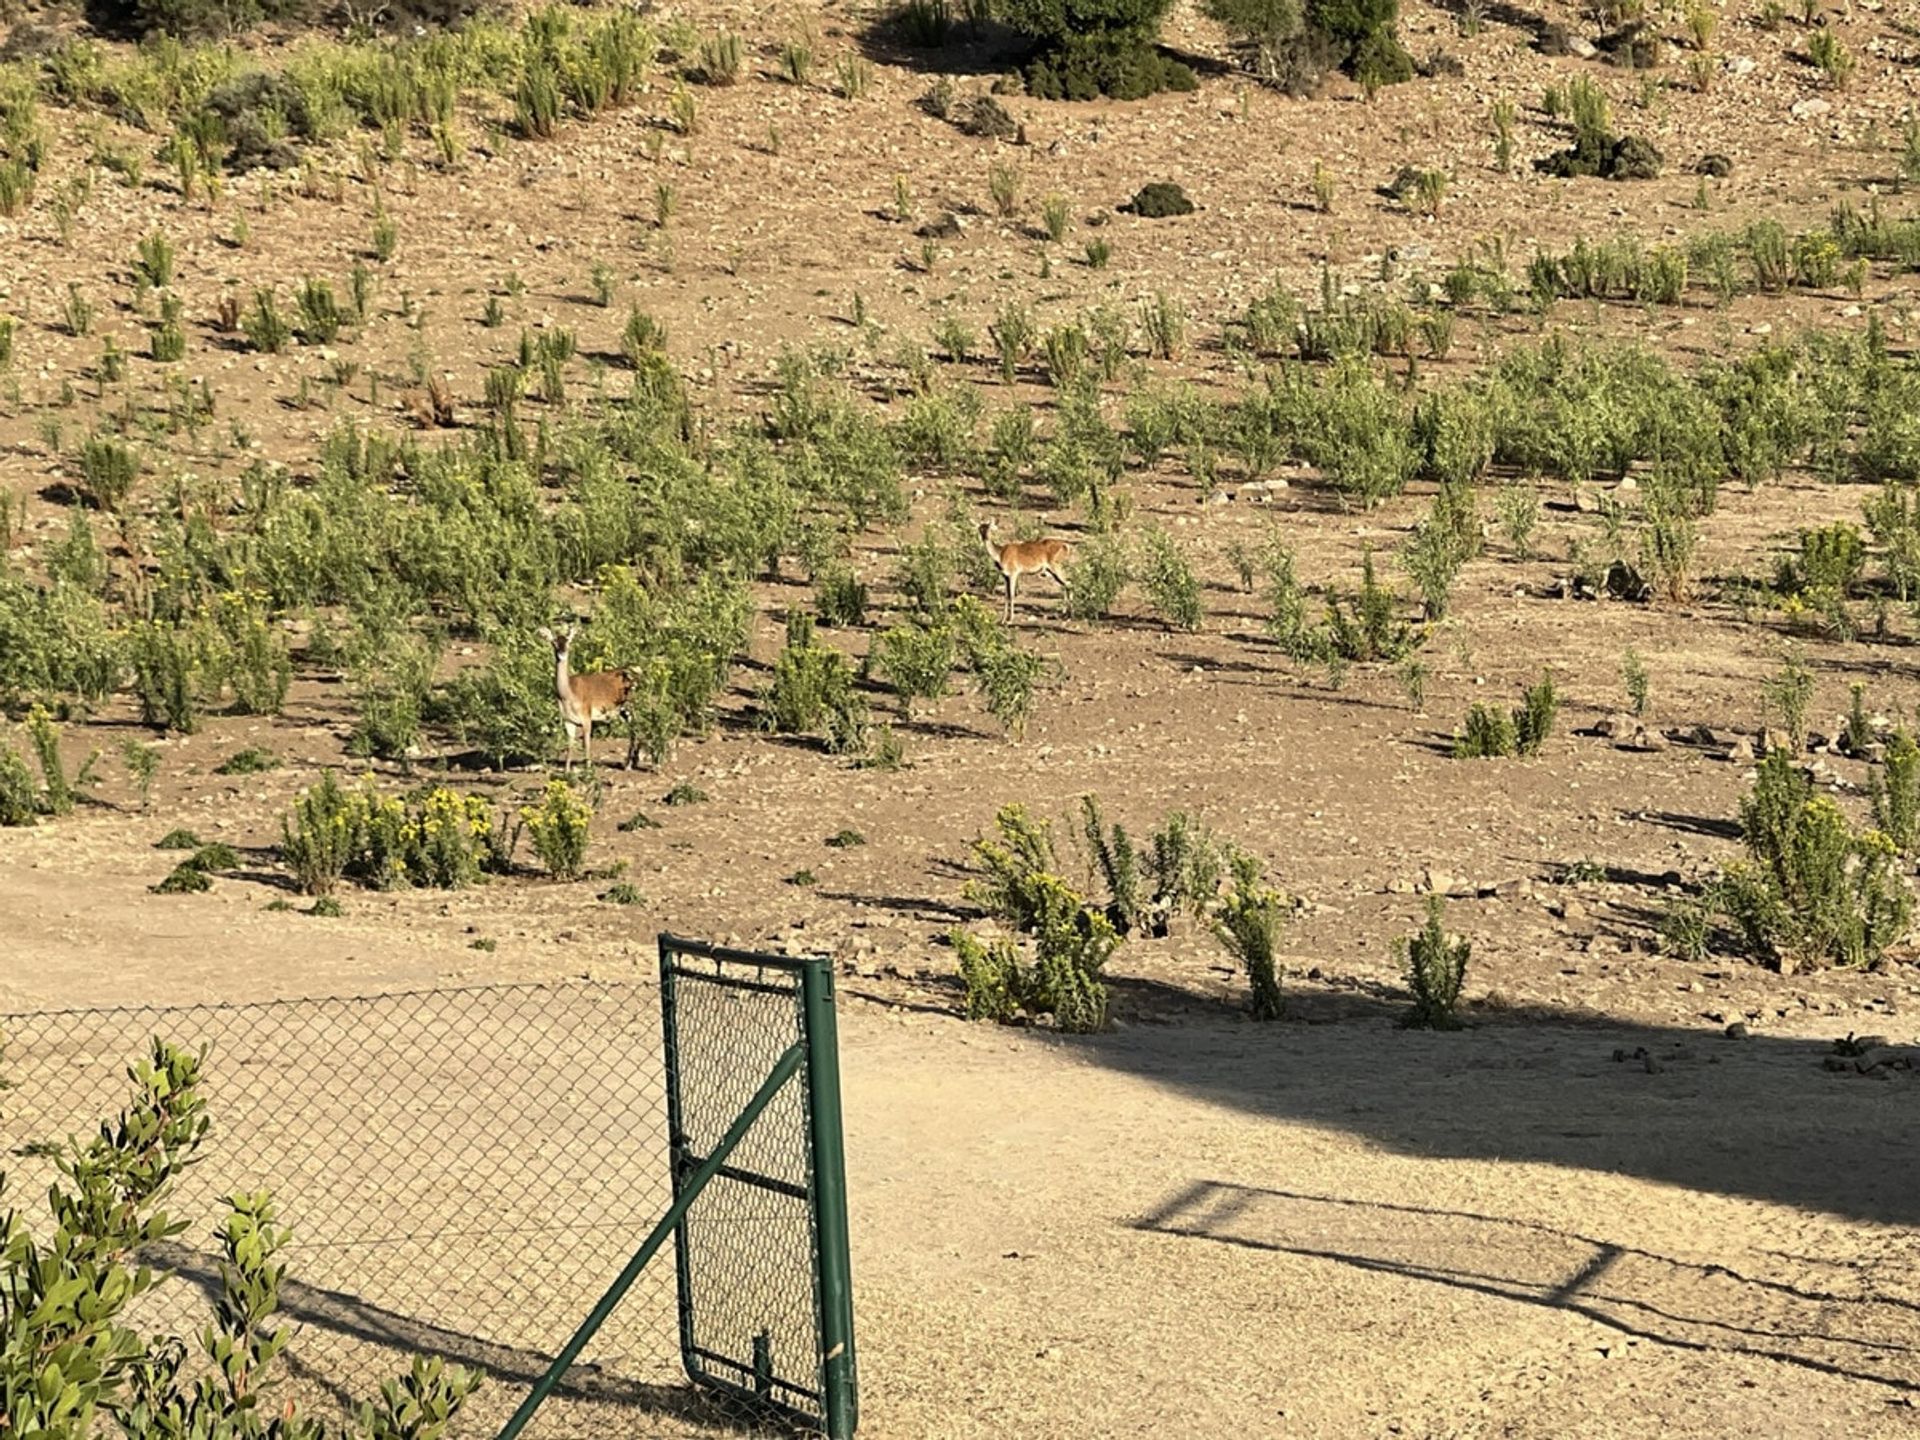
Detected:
[1000,0,1196,99]
[1397,895,1470,1028]
[1307,0,1412,86]
[1128,182,1194,218]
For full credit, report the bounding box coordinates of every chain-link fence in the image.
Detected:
[0,944,855,1439]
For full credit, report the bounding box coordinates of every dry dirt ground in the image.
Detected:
[4,0,1920,1433]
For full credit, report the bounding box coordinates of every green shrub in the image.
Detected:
[1140,526,1203,631]
[521,777,593,880]
[1454,673,1555,757]
[952,928,1025,1021]
[77,436,140,512]
[1763,650,1815,750]
[873,620,955,714]
[1454,701,1517,758]
[954,598,1049,737]
[1514,670,1558,755]
[0,1039,479,1440]
[152,861,213,893]
[281,771,355,896]
[186,841,241,873]
[1872,729,1920,853]
[1322,551,1417,663]
[1213,847,1291,1019]
[762,611,864,748]
[1310,0,1412,86]
[156,827,202,850]
[815,563,869,627]
[1063,531,1131,621]
[23,708,74,817]
[967,803,1065,931]
[243,287,291,353]
[129,620,216,734]
[1397,895,1470,1028]
[0,746,35,826]
[1718,751,1910,971]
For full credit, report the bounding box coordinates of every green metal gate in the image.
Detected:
[497,936,857,1440]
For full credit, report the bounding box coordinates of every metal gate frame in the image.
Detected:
[496,935,857,1439]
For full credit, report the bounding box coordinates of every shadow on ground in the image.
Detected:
[1075,993,1920,1230]
[1133,1181,1920,1393]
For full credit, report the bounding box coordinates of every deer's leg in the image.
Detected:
[584,717,594,771]
[562,720,580,772]
[1005,572,1017,623]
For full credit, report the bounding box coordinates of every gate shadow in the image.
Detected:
[1133,1182,1920,1393]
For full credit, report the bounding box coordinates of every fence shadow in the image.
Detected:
[1133,1182,1920,1393]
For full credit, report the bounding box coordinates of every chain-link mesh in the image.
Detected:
[0,968,847,1438]
[664,955,821,1420]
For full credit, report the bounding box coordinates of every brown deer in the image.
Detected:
[538,625,631,770]
[980,521,1070,623]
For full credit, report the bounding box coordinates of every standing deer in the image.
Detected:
[980,521,1071,623]
[538,625,631,770]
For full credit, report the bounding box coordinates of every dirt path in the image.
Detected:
[843,1011,1920,1439]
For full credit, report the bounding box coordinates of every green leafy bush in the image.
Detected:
[1397,895,1470,1028]
[0,1038,479,1440]
[1716,752,1911,971]
[873,620,955,715]
[1213,847,1292,1019]
[1453,702,1517,758]
[1138,526,1203,632]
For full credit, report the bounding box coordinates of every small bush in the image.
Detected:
[1454,702,1517,758]
[1063,532,1131,621]
[151,862,212,894]
[521,778,593,880]
[77,436,140,512]
[156,827,203,850]
[0,746,36,827]
[281,771,355,897]
[1718,751,1911,971]
[1514,670,1558,755]
[1872,729,1920,853]
[663,781,708,806]
[1129,182,1194,218]
[1213,847,1292,1019]
[953,928,1025,1021]
[873,620,955,715]
[1397,895,1470,1028]
[1140,526,1203,631]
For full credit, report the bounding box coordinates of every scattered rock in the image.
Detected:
[1790,96,1831,121]
[1603,561,1652,601]
[1696,153,1734,177]
[1760,727,1795,756]
[1723,54,1755,77]
[957,95,1018,140]
[1724,736,1756,762]
[1636,726,1670,753]
[1566,34,1599,59]
[916,211,965,240]
[1725,1021,1750,1038]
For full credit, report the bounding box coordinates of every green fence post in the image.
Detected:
[493,1037,809,1440]
[802,959,859,1438]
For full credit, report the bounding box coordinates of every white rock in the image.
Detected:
[1791,97,1832,120]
